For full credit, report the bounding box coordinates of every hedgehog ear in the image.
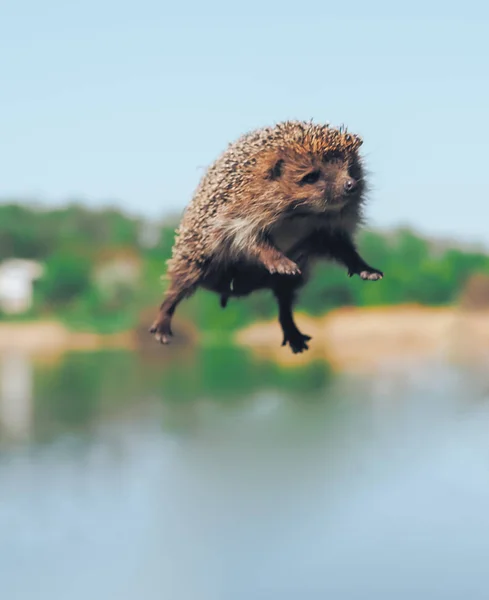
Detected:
[267,159,284,180]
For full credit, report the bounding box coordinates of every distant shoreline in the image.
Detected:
[234,305,489,372]
[3,305,489,373]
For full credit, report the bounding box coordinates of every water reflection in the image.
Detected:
[1,348,489,599]
[0,346,329,444]
[0,351,33,442]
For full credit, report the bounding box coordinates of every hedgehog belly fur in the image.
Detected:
[269,216,320,255]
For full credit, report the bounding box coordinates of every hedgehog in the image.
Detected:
[149,120,383,353]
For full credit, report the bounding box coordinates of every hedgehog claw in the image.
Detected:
[267,257,301,276]
[149,320,173,344]
[348,267,383,280]
[154,332,172,345]
[359,269,383,281]
[282,331,312,354]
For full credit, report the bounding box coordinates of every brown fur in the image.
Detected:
[150,120,383,353]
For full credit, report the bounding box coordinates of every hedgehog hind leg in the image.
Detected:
[149,268,201,345]
[273,282,311,354]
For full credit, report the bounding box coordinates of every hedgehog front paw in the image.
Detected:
[348,267,383,281]
[282,330,312,354]
[267,257,301,276]
[149,318,173,344]
[359,268,383,281]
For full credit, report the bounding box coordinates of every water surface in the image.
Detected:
[1,347,489,599]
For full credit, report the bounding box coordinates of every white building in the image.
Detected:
[0,259,44,314]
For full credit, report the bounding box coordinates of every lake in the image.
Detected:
[1,346,489,599]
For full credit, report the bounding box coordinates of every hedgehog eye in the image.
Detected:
[300,171,320,185]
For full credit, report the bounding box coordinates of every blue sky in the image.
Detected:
[2,1,489,244]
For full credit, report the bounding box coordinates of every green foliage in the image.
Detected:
[0,203,143,260]
[37,253,92,306]
[2,201,489,334]
[300,263,355,314]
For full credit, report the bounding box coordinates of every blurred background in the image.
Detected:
[2,1,489,599]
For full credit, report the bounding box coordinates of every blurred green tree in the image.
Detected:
[37,253,92,306]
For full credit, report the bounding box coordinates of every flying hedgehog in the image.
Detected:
[150,120,383,353]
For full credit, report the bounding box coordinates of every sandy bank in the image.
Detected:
[235,305,489,372]
[0,321,135,357]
